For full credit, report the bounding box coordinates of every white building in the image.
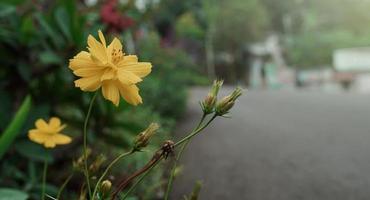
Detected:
[333,47,370,92]
[248,34,294,89]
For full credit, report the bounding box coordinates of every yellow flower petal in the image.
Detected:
[116,55,137,68]
[88,35,108,63]
[98,30,106,47]
[119,62,152,78]
[74,74,103,91]
[102,81,120,106]
[52,133,72,145]
[101,68,116,81]
[74,51,90,60]
[69,51,99,71]
[118,84,142,106]
[73,67,105,77]
[49,117,61,128]
[44,140,56,148]
[123,55,138,63]
[49,117,67,132]
[107,37,123,53]
[28,129,47,144]
[35,119,49,132]
[117,69,142,85]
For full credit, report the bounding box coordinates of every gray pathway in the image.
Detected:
[171,87,370,200]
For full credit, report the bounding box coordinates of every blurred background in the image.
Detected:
[1,0,370,199]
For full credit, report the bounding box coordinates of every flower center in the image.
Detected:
[108,62,118,70]
[111,48,124,64]
[43,127,57,135]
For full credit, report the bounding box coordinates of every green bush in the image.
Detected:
[0,0,204,198]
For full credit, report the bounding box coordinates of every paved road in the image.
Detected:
[171,88,370,200]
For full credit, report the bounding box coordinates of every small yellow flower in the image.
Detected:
[28,117,72,148]
[69,30,152,106]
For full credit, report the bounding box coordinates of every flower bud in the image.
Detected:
[201,95,216,114]
[215,87,243,116]
[174,166,183,177]
[210,80,223,96]
[89,154,106,173]
[100,180,112,197]
[229,86,243,101]
[189,181,202,200]
[73,148,92,172]
[133,123,159,151]
[201,80,223,114]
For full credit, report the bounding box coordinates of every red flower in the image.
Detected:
[100,0,135,32]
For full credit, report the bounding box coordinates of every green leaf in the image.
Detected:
[124,197,138,200]
[39,51,62,65]
[32,183,59,196]
[19,17,35,43]
[16,62,32,82]
[14,140,53,163]
[0,188,29,200]
[0,91,12,130]
[35,13,63,48]
[0,0,26,5]
[55,7,72,42]
[0,95,32,159]
[0,4,16,18]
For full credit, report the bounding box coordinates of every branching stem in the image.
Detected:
[92,149,135,199]
[164,113,207,200]
[112,113,218,199]
[57,172,74,200]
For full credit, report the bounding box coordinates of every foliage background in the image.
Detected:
[0,0,206,199]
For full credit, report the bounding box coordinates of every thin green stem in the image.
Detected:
[57,173,74,200]
[164,141,187,200]
[92,149,134,199]
[121,162,158,200]
[118,114,217,199]
[174,114,217,147]
[164,114,206,200]
[83,92,98,199]
[42,159,48,200]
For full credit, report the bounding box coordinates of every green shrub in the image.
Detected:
[0,1,203,199]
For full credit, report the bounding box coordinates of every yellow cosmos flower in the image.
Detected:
[69,30,152,106]
[28,117,72,148]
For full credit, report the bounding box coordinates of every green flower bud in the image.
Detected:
[133,123,159,151]
[89,154,106,173]
[229,87,243,101]
[73,148,92,172]
[201,80,223,114]
[215,87,243,116]
[201,95,216,114]
[210,80,223,97]
[189,181,202,200]
[100,180,112,197]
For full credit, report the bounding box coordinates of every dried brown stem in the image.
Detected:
[111,141,174,199]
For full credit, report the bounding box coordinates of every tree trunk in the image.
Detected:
[205,23,216,79]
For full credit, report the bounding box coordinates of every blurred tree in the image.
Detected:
[260,0,304,34]
[152,0,200,44]
[213,0,268,52]
[202,0,219,80]
[211,0,269,82]
[261,0,370,68]
[175,12,204,40]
